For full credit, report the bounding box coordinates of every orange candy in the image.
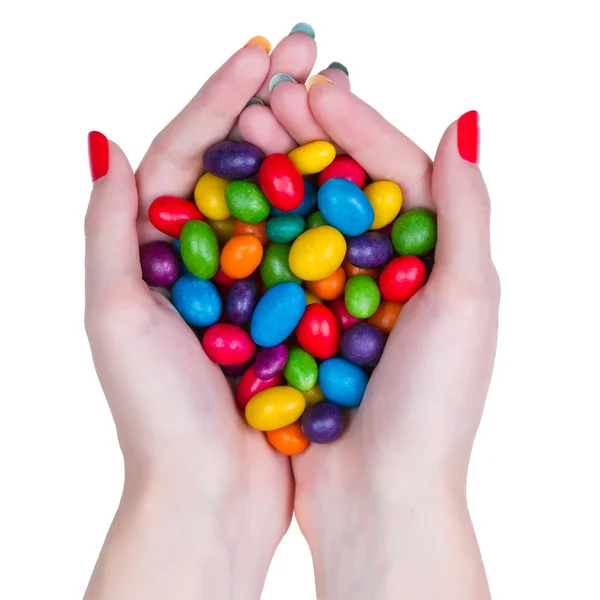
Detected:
[368,301,404,335]
[233,220,269,246]
[306,267,346,301]
[343,258,380,280]
[266,422,309,456]
[220,234,264,279]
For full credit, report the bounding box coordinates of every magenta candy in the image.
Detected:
[340,322,386,367]
[347,232,395,269]
[301,401,345,443]
[253,344,289,380]
[140,241,180,287]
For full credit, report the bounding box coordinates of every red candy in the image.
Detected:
[318,156,367,189]
[202,324,256,366]
[213,267,236,287]
[235,368,283,409]
[258,154,304,212]
[148,195,204,238]
[379,256,427,303]
[296,304,340,360]
[328,297,363,331]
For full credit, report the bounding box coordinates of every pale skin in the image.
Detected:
[84,30,499,600]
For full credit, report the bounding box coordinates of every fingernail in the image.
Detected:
[457,110,480,164]
[88,131,109,182]
[245,97,265,108]
[245,36,271,54]
[289,22,315,38]
[328,62,349,76]
[270,73,298,92]
[306,74,333,93]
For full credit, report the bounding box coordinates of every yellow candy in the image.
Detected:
[288,141,336,175]
[207,217,235,247]
[289,226,347,281]
[364,180,403,230]
[302,384,325,406]
[304,290,323,305]
[194,173,231,220]
[245,386,306,431]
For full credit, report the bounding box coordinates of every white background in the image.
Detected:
[1,0,599,598]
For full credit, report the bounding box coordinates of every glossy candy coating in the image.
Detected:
[319,358,368,408]
[226,278,259,325]
[254,344,289,380]
[270,179,317,217]
[194,173,231,221]
[328,297,363,331]
[304,290,323,305]
[368,301,403,335]
[266,215,305,244]
[391,208,437,256]
[258,153,304,211]
[180,220,219,280]
[305,267,346,301]
[318,155,367,188]
[302,384,325,406]
[301,401,345,443]
[283,347,319,392]
[140,241,180,287]
[220,234,263,279]
[288,140,336,175]
[225,181,271,224]
[347,233,395,269]
[342,258,380,280]
[202,324,256,366]
[364,181,403,230]
[235,368,283,409]
[305,211,327,229]
[296,303,340,360]
[260,243,302,289]
[344,275,381,319]
[289,226,347,281]
[250,282,306,347]
[207,217,235,246]
[148,196,204,238]
[203,140,264,180]
[340,322,386,367]
[171,274,222,327]
[379,256,427,303]
[266,422,309,456]
[245,386,306,431]
[318,178,374,236]
[212,266,236,287]
[233,220,269,246]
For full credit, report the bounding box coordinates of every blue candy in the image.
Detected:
[250,282,306,347]
[319,358,369,408]
[271,179,317,217]
[318,178,374,236]
[171,274,222,327]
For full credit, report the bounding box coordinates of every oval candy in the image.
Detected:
[202,323,256,366]
[318,155,367,189]
[207,217,235,246]
[236,368,283,409]
[302,383,325,406]
[296,303,340,360]
[283,347,319,392]
[148,196,205,238]
[301,401,345,444]
[305,211,327,229]
[245,386,306,431]
[220,234,263,279]
[225,181,271,224]
[318,178,374,236]
[140,241,180,287]
[364,181,403,230]
[345,275,381,319]
[305,267,346,301]
[194,173,231,221]
[391,208,437,256]
[328,297,363,332]
[266,422,309,456]
[379,256,427,303]
[260,243,302,289]
[288,141,336,175]
[340,322,386,367]
[289,226,347,281]
[270,179,317,217]
[266,215,305,244]
[233,220,269,246]
[254,344,289,380]
[180,220,219,280]
[319,358,368,408]
[368,301,403,335]
[347,232,395,269]
[258,153,304,212]
[171,274,222,327]
[226,277,259,325]
[203,140,264,180]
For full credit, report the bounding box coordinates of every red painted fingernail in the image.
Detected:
[88,131,109,182]
[457,110,479,164]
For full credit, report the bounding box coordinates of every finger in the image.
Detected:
[85,132,141,302]
[238,102,296,154]
[431,111,493,271]
[308,82,433,209]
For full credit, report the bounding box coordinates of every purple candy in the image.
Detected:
[221,359,253,377]
[347,232,394,269]
[140,241,180,287]
[340,322,386,367]
[226,278,258,325]
[301,401,345,444]
[253,344,289,381]
[203,140,264,180]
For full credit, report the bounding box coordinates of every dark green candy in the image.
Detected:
[225,181,270,224]
[179,220,219,280]
[283,347,318,392]
[266,215,305,244]
[345,275,381,319]
[305,211,327,229]
[391,208,437,256]
[260,243,302,289]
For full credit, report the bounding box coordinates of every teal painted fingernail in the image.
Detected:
[328,62,349,76]
[269,73,298,92]
[289,23,315,38]
[245,97,264,107]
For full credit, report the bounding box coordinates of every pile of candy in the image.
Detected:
[140,140,436,455]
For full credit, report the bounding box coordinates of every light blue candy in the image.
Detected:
[319,358,369,408]
[318,178,374,236]
[250,282,306,347]
[271,179,317,217]
[171,274,222,327]
[266,215,305,244]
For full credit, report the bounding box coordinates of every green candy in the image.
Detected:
[345,275,381,319]
[260,243,302,289]
[266,215,305,244]
[391,208,437,256]
[225,181,270,224]
[179,220,219,280]
[283,347,318,392]
[305,211,327,229]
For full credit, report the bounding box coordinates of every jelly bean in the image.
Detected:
[233,220,269,246]
[226,277,259,325]
[221,359,253,378]
[347,233,394,269]
[318,178,374,236]
[379,256,427,303]
[148,196,205,238]
[213,266,236,287]
[270,179,317,217]
[368,301,403,335]
[304,290,323,305]
[340,322,386,367]
[172,239,188,275]
[391,208,437,256]
[342,258,380,280]
[266,422,309,456]
[207,217,235,246]
[288,140,336,175]
[344,275,381,319]
[250,282,306,347]
[319,358,368,408]
[266,215,305,244]
[220,234,263,279]
[301,401,345,443]
[302,383,325,406]
[260,243,302,289]
[202,323,256,366]
[258,153,304,211]
[180,220,219,280]
[305,211,327,229]
[236,367,283,409]
[254,344,289,380]
[140,241,180,287]
[245,386,306,431]
[328,297,363,332]
[225,181,270,224]
[203,140,264,180]
[318,155,367,189]
[283,347,318,392]
[289,226,347,281]
[296,304,340,360]
[194,173,231,221]
[305,267,346,301]
[364,181,403,230]
[171,274,222,327]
